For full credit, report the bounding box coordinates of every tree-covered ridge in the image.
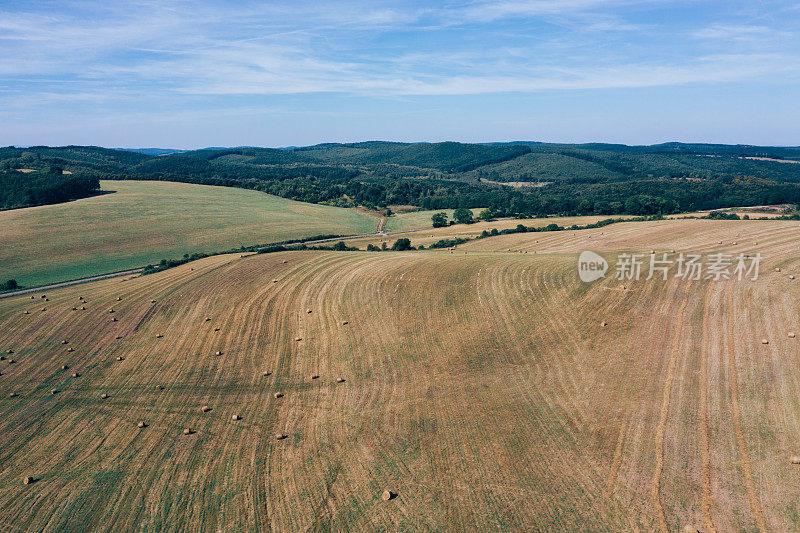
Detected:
[0,168,100,210]
[1,141,799,215]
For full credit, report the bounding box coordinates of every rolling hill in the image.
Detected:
[0,180,376,288]
[1,217,799,530]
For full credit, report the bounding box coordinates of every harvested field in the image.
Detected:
[0,218,799,529]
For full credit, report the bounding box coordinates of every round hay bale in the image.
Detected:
[231,414,240,421]
[80,306,86,310]
[61,364,68,370]
[8,359,16,364]
[72,372,79,378]
[215,350,223,356]
[115,336,123,340]
[790,275,796,280]
[272,279,278,283]
[274,392,283,399]
[776,267,782,273]
[41,308,46,312]
[294,337,302,342]
[101,393,108,399]
[263,371,272,376]
[762,339,770,345]
[111,317,117,322]
[789,332,796,338]
[10,392,17,397]
[183,428,193,435]
[306,309,312,314]
[275,432,287,440]
[67,347,75,352]
[108,308,114,313]
[44,298,49,302]
[23,311,29,315]
[205,317,211,322]
[116,297,122,301]
[151,299,156,303]
[72,307,77,311]
[381,490,393,501]
[51,389,58,395]
[201,405,212,413]
[116,356,124,361]
[342,320,349,325]
[214,328,220,332]
[41,295,46,299]
[5,349,12,354]
[23,476,33,485]
[283,260,288,264]
[30,296,35,299]
[0,356,5,361]
[310,374,319,380]
[155,334,163,339]
[336,377,345,383]
[601,321,608,327]
[137,421,147,428]
[61,340,68,344]
[156,385,163,391]
[791,455,800,464]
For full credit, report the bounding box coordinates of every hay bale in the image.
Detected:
[115,336,123,340]
[23,476,33,485]
[9,392,17,398]
[51,389,58,395]
[72,307,78,311]
[23,311,29,315]
[789,332,796,338]
[205,317,211,322]
[275,432,287,440]
[682,526,699,533]
[274,392,283,399]
[67,347,74,352]
[72,372,79,378]
[108,308,114,313]
[381,490,393,501]
[336,377,345,383]
[791,455,800,464]
[8,359,16,364]
[183,428,193,435]
[342,321,349,325]
[601,321,608,327]
[231,414,240,421]
[61,364,69,370]
[116,356,124,361]
[776,267,782,272]
[137,421,147,428]
[306,309,312,314]
[201,405,212,413]
[272,279,278,283]
[0,356,4,361]
[5,349,12,354]
[151,299,156,303]
[30,296,34,299]
[263,371,272,376]
[156,385,163,391]
[111,317,117,322]
[790,275,796,280]
[215,350,223,356]
[116,297,122,301]
[155,334,163,339]
[294,337,302,342]
[101,393,108,399]
[80,306,86,310]
[214,328,220,332]
[41,308,46,312]
[310,374,319,380]
[762,339,770,345]
[61,340,68,344]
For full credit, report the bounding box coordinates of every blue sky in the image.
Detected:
[1,0,799,147]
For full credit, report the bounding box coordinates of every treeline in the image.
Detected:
[0,169,100,210]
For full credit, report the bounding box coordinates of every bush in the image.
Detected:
[431,212,448,228]
[0,279,18,291]
[391,238,412,251]
[453,207,474,224]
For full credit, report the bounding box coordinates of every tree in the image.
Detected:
[431,212,448,228]
[478,208,494,221]
[391,238,412,251]
[0,279,18,291]
[453,207,474,224]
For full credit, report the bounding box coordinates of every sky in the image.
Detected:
[1,0,799,148]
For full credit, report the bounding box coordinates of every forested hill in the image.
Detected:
[2,142,800,215]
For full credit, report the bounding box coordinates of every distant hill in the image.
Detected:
[1,141,799,215]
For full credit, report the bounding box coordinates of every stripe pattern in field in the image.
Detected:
[0,218,799,530]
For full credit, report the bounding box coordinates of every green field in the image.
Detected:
[0,180,376,287]
[385,208,482,231]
